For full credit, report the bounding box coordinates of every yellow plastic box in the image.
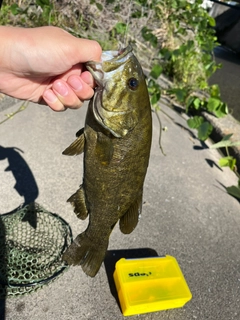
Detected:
[113,255,192,316]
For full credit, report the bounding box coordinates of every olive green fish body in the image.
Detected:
[62,46,152,277]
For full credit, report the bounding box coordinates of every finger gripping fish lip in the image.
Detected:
[86,45,133,83]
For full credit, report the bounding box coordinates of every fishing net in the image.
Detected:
[0,202,72,297]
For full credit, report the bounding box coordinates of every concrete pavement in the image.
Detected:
[0,99,240,320]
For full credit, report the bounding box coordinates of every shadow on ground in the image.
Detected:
[0,145,39,227]
[217,180,240,204]
[104,248,159,310]
[205,158,223,171]
[0,145,39,319]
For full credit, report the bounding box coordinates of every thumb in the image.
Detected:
[68,37,102,64]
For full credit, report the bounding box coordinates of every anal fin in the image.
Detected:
[119,191,143,234]
[67,185,88,220]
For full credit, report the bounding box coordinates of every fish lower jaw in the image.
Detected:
[86,63,104,85]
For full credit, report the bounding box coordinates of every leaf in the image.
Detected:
[207,97,220,112]
[10,3,20,15]
[193,97,201,110]
[141,27,158,47]
[222,133,234,141]
[141,26,152,41]
[226,185,240,200]
[147,79,160,94]
[96,2,103,10]
[114,22,127,35]
[186,96,195,112]
[159,48,172,60]
[214,102,228,118]
[135,0,148,5]
[36,0,50,6]
[150,64,162,79]
[169,88,187,103]
[205,61,215,72]
[114,4,120,12]
[187,116,204,129]
[171,0,178,9]
[208,16,216,27]
[197,121,213,141]
[219,156,236,170]
[151,92,161,105]
[131,10,142,18]
[175,89,187,103]
[210,135,240,149]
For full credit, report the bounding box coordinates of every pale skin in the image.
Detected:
[0,26,102,111]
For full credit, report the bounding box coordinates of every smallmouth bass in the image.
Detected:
[62,45,152,277]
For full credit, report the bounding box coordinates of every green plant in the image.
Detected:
[0,102,29,125]
[186,83,228,140]
[136,0,227,141]
[210,134,240,200]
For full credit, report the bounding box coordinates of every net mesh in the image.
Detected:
[0,202,72,297]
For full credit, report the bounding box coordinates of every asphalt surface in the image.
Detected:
[0,99,240,320]
[210,46,240,122]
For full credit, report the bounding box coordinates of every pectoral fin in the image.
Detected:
[119,191,143,234]
[63,128,85,156]
[95,132,114,165]
[67,185,88,220]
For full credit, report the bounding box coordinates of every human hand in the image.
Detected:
[0,26,102,111]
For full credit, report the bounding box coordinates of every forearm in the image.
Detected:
[0,26,27,74]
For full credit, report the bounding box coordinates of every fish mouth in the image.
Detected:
[85,45,133,87]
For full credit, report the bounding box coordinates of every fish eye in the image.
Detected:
[127,78,139,91]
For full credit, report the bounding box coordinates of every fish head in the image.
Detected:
[86,45,150,138]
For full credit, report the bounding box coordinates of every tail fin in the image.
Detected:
[62,232,108,277]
